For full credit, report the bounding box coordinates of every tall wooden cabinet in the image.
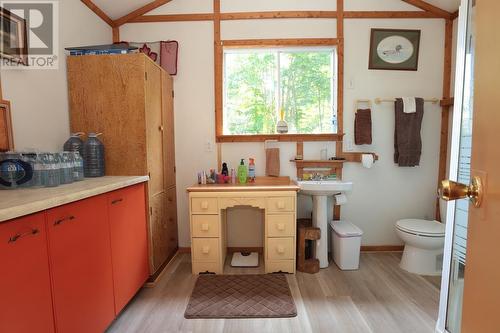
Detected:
[67,53,178,277]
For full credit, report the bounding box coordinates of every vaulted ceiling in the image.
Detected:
[89,0,460,21]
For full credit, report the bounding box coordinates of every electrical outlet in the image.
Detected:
[344,138,354,152]
[205,141,214,152]
[347,78,355,90]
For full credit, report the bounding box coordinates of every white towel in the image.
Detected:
[402,97,417,113]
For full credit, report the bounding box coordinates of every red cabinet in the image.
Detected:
[107,184,149,314]
[0,212,55,333]
[46,195,115,333]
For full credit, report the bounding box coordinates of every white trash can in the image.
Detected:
[329,221,363,270]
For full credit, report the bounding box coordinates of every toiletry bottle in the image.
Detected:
[221,162,228,176]
[237,159,247,184]
[230,168,236,184]
[248,158,256,182]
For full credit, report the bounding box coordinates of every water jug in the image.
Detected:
[83,133,105,177]
[63,132,85,157]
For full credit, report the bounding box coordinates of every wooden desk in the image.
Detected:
[187,177,300,274]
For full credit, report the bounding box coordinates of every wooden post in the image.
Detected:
[214,0,223,140]
[112,27,120,43]
[437,19,454,220]
[336,0,344,158]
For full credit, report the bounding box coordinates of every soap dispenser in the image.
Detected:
[237,159,248,184]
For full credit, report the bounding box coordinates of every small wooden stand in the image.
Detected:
[297,220,321,274]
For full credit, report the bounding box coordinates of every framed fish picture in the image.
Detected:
[368,29,421,71]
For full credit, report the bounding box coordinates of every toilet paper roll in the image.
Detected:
[334,193,347,206]
[362,154,374,169]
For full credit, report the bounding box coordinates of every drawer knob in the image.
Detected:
[276,223,285,231]
[277,201,285,209]
[277,246,285,254]
[201,201,209,209]
[201,223,209,231]
[202,246,210,254]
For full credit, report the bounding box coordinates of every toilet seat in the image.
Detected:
[396,219,445,237]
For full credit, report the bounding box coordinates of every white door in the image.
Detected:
[436,0,474,332]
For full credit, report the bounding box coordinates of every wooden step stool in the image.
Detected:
[297,220,321,274]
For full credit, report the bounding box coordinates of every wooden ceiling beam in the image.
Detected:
[80,0,114,27]
[114,0,173,27]
[130,13,214,23]
[220,11,337,20]
[344,11,444,19]
[401,0,453,19]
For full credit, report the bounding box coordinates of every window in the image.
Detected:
[223,47,337,136]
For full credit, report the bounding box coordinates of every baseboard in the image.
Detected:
[144,250,179,288]
[361,245,404,252]
[178,247,191,254]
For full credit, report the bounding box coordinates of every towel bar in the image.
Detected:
[374,97,439,104]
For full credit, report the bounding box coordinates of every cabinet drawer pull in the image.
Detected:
[277,201,285,209]
[276,223,285,231]
[202,246,210,254]
[54,215,76,226]
[111,198,123,205]
[201,201,209,209]
[277,246,285,254]
[201,223,210,231]
[8,228,39,243]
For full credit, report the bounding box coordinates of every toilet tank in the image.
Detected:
[439,198,447,223]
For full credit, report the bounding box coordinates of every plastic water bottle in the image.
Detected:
[40,153,60,187]
[63,132,85,157]
[58,152,74,184]
[72,152,84,181]
[83,133,105,177]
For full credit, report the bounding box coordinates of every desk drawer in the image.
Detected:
[192,215,219,237]
[267,214,295,237]
[192,238,219,262]
[267,197,294,212]
[191,198,218,214]
[267,238,294,260]
[192,262,220,275]
[266,260,295,274]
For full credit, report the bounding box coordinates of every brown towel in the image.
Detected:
[394,98,424,167]
[265,148,280,177]
[354,109,372,145]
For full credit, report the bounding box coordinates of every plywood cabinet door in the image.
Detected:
[165,186,178,257]
[150,192,168,272]
[46,195,115,333]
[0,212,55,333]
[162,72,176,188]
[107,184,149,315]
[145,61,165,197]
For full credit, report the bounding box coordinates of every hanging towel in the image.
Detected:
[394,98,424,167]
[265,148,280,177]
[402,97,417,113]
[354,109,372,145]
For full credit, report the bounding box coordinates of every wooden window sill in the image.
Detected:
[216,133,344,143]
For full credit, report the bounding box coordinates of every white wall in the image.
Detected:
[128,0,447,247]
[1,0,112,151]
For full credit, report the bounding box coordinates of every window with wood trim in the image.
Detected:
[222,46,338,138]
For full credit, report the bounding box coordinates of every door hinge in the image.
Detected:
[150,207,153,215]
[174,166,176,173]
[172,90,174,98]
[145,72,148,80]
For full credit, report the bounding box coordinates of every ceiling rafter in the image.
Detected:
[113,0,173,27]
[80,0,114,27]
[401,0,453,19]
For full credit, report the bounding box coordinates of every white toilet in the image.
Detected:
[395,199,447,276]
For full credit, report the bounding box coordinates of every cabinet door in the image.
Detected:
[108,184,149,314]
[0,213,55,333]
[162,72,176,188]
[145,61,165,196]
[46,195,115,333]
[150,192,168,272]
[165,186,178,258]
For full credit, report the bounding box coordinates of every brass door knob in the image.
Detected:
[438,175,483,208]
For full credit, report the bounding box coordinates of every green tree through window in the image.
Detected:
[223,47,336,135]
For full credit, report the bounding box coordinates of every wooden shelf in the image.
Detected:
[290,160,345,168]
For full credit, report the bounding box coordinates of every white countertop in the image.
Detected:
[0,176,149,222]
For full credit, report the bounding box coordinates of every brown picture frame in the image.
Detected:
[0,100,14,152]
[368,28,421,71]
[0,6,28,66]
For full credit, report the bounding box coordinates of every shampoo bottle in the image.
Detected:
[248,158,256,182]
[237,159,247,184]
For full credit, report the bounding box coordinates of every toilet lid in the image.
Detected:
[396,219,445,236]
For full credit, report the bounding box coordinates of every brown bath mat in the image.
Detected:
[184,274,297,319]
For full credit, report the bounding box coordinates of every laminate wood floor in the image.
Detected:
[107,252,440,333]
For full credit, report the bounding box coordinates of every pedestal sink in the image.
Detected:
[298,180,353,268]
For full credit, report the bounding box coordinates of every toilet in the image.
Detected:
[395,199,447,276]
